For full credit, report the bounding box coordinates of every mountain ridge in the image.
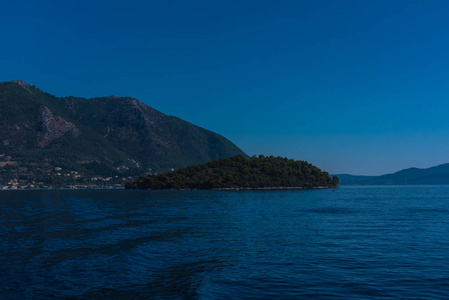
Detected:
[0,80,247,188]
[336,163,449,185]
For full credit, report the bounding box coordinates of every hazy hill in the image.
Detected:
[333,174,377,185]
[336,163,449,185]
[0,80,246,184]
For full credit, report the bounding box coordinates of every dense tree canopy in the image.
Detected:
[125,155,339,190]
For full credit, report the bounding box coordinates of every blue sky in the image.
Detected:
[2,0,449,175]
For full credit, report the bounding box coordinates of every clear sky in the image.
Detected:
[2,0,449,175]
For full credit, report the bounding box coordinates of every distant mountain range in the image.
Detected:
[0,80,246,187]
[336,163,449,185]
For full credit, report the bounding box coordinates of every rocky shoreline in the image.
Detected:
[1,186,339,191]
[212,186,336,190]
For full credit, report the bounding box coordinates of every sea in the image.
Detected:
[1,186,449,299]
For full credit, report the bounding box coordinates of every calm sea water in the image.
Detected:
[1,186,449,299]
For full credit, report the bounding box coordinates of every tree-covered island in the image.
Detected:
[125,155,339,190]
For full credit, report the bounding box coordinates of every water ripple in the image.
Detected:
[1,187,449,299]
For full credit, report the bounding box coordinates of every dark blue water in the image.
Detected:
[1,186,449,299]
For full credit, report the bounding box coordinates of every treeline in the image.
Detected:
[125,155,339,190]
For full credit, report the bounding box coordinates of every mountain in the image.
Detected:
[332,174,377,185]
[336,163,449,185]
[0,80,246,188]
[126,155,339,190]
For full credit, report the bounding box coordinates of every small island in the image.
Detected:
[125,155,339,190]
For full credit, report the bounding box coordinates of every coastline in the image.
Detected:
[1,186,338,191]
[211,186,337,191]
[0,186,125,191]
[129,186,339,191]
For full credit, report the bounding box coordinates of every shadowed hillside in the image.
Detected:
[0,80,246,187]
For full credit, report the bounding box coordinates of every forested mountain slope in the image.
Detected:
[0,80,246,186]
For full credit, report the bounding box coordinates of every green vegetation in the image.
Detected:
[0,80,247,189]
[126,155,339,190]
